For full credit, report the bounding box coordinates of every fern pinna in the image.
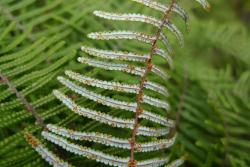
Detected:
[25,0,209,166]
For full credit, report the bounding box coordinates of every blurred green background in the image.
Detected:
[0,0,249,166]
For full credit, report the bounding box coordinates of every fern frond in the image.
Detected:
[32,0,209,166]
[0,0,113,166]
[3,1,249,167]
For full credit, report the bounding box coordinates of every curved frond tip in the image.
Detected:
[131,0,189,24]
[195,0,210,10]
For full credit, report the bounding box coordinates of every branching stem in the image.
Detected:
[129,0,176,166]
[0,71,45,127]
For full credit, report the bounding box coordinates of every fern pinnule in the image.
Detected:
[46,124,176,152]
[131,0,188,23]
[25,0,209,166]
[64,70,169,109]
[92,11,184,45]
[25,133,72,167]
[78,56,170,83]
[53,89,169,137]
[42,131,170,167]
[195,0,211,9]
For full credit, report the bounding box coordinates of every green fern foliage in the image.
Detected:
[0,0,249,167]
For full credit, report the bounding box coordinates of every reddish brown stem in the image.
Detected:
[0,71,45,127]
[128,0,177,166]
